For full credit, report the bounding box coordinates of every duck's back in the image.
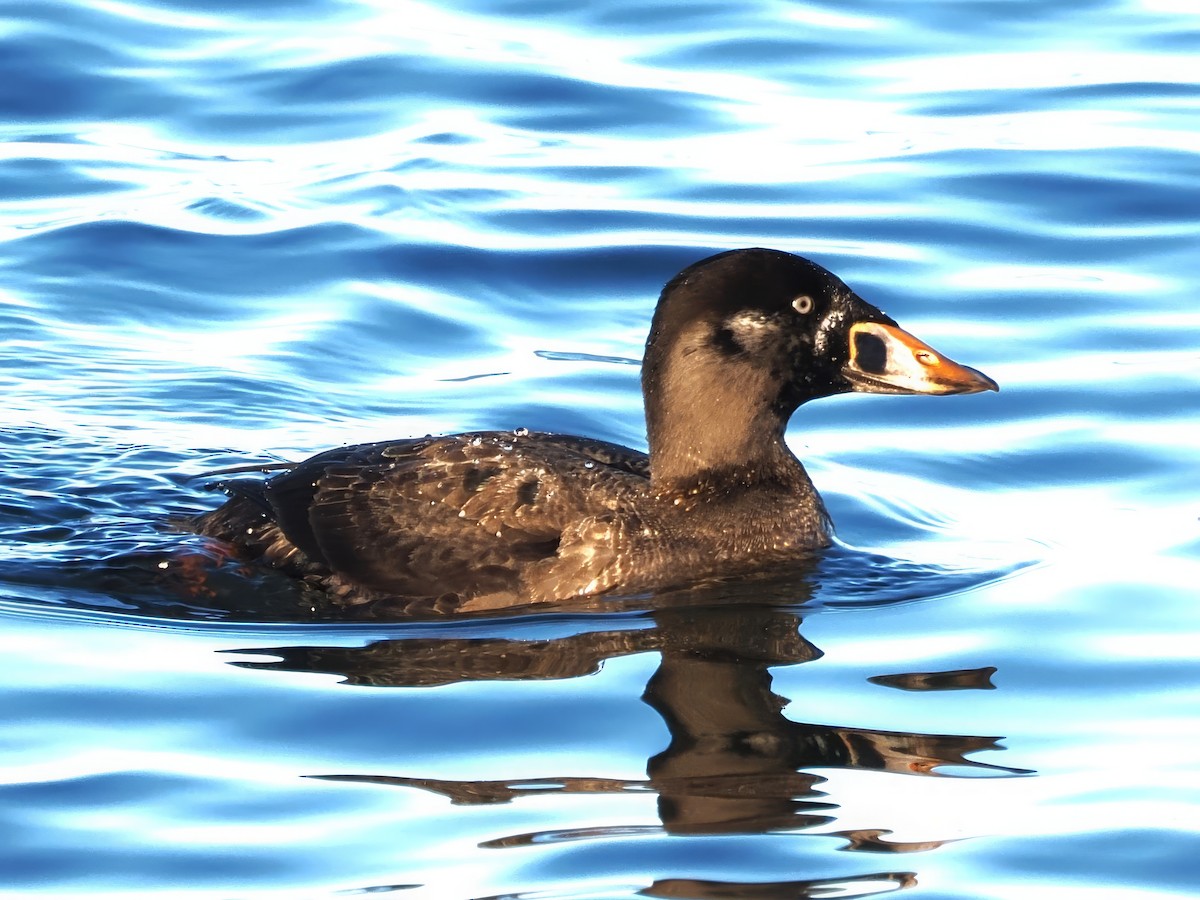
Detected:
[192,432,651,611]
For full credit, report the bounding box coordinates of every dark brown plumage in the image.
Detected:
[189,248,996,613]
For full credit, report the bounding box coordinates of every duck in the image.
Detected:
[189,248,997,613]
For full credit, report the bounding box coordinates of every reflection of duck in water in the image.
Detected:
[234,602,1027,895]
[190,249,996,613]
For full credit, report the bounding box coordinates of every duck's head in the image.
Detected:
[642,248,997,482]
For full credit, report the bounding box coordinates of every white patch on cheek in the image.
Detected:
[726,311,779,352]
[728,311,774,333]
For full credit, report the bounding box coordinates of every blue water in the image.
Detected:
[2,0,1199,897]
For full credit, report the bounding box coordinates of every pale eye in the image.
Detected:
[792,295,814,314]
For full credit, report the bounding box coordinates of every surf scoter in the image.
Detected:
[189,248,997,612]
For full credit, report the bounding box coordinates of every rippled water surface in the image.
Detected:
[3,1,1199,898]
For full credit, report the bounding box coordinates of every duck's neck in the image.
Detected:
[644,367,804,489]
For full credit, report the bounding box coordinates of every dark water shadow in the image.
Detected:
[474,870,920,900]
[0,530,1027,628]
[633,871,919,899]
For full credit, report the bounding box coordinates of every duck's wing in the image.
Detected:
[195,432,649,605]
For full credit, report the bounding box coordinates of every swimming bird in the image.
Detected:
[189,248,997,613]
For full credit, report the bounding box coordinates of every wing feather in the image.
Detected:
[250,432,649,602]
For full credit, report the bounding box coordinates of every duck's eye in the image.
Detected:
[792,295,814,315]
